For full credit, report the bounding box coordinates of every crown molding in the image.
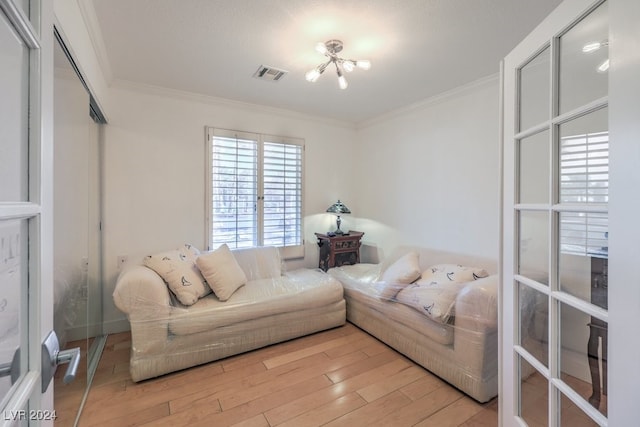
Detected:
[356,73,500,130]
[77,0,113,84]
[110,78,357,130]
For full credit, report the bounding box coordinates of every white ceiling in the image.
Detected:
[86,0,564,124]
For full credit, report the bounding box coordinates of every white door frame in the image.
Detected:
[0,0,55,424]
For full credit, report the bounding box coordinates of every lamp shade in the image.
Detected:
[326,200,351,214]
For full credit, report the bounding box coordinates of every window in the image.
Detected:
[559,131,609,256]
[206,127,304,259]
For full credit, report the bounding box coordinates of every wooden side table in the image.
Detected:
[315,231,364,272]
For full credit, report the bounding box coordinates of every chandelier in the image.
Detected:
[305,40,371,89]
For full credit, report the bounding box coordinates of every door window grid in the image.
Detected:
[512,1,609,425]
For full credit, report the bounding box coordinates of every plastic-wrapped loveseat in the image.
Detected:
[113,245,345,382]
[329,246,498,402]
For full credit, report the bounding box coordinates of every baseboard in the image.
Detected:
[101,318,130,334]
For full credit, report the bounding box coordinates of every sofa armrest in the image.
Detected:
[113,265,172,316]
[455,275,498,331]
[453,275,499,378]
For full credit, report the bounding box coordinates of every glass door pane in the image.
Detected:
[0,220,28,409]
[0,10,29,202]
[559,1,609,114]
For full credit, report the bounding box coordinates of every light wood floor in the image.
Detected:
[73,323,498,426]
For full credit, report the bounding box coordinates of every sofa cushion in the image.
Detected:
[380,251,421,300]
[143,244,210,306]
[196,244,247,301]
[168,268,344,336]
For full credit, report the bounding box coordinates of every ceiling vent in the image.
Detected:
[253,65,288,82]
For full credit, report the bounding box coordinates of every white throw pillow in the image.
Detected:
[143,244,210,306]
[418,264,488,285]
[380,252,421,300]
[196,244,248,301]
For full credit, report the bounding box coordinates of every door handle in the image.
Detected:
[41,331,81,393]
[0,348,20,384]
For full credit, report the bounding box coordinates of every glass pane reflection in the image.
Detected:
[519,282,548,367]
[519,46,550,131]
[519,355,548,426]
[560,302,608,418]
[559,107,609,206]
[518,211,549,284]
[0,220,27,409]
[0,11,30,202]
[519,130,550,204]
[559,1,608,114]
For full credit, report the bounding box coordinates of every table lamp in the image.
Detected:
[326,200,351,235]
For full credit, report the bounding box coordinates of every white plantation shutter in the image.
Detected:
[210,130,258,249]
[207,128,304,258]
[263,139,303,250]
[559,131,609,256]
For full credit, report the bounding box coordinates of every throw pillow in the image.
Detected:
[379,252,421,300]
[196,244,248,301]
[143,244,210,306]
[395,281,467,324]
[417,264,489,285]
[396,263,489,323]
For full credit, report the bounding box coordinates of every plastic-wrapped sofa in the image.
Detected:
[113,245,345,382]
[329,246,498,402]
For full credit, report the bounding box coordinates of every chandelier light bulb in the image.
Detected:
[582,42,602,53]
[338,74,348,89]
[305,69,321,82]
[597,58,610,73]
[343,60,355,72]
[356,59,371,70]
[315,42,328,55]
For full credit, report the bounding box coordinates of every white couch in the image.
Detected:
[113,246,346,382]
[329,246,498,402]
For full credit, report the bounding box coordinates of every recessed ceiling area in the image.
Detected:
[87,0,563,124]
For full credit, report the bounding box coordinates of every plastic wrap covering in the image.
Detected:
[113,246,345,382]
[328,246,499,403]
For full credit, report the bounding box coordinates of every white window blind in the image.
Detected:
[559,131,609,257]
[263,140,303,248]
[207,128,304,258]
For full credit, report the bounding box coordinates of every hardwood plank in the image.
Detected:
[324,390,413,427]
[370,385,463,426]
[356,365,428,402]
[413,396,485,427]
[399,372,447,401]
[278,392,367,427]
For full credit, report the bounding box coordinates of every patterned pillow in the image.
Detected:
[417,264,488,285]
[396,264,489,323]
[143,244,211,306]
[395,281,467,323]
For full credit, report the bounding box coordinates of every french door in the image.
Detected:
[0,0,55,424]
[501,0,640,425]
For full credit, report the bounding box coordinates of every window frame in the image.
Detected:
[205,127,305,259]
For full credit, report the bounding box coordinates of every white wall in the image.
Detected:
[101,85,358,332]
[354,76,501,262]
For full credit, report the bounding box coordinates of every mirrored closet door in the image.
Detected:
[53,30,106,426]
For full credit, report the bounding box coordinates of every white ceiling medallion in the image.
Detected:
[305,40,371,90]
